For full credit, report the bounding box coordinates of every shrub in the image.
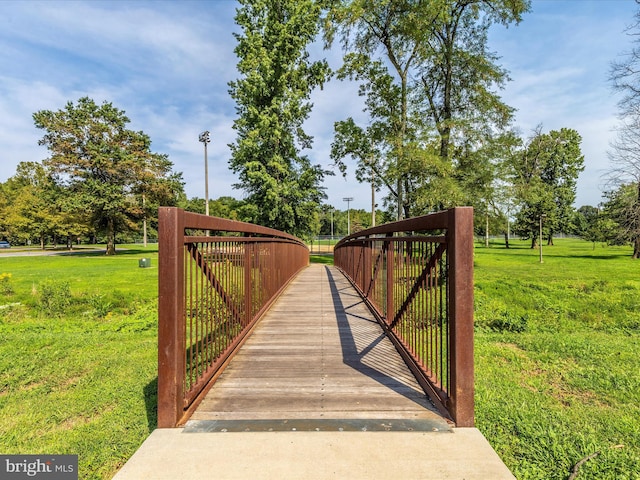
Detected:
[0,272,13,295]
[89,293,113,318]
[38,280,72,316]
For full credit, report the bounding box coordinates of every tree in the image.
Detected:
[610,8,640,118]
[511,127,584,248]
[607,9,640,258]
[0,162,65,247]
[228,0,332,237]
[33,97,183,255]
[601,184,640,258]
[573,205,612,249]
[325,0,529,219]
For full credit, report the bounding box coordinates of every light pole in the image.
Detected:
[343,197,353,235]
[539,213,546,263]
[199,131,211,217]
[329,207,334,238]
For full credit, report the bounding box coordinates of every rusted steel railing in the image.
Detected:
[334,207,474,427]
[157,207,309,427]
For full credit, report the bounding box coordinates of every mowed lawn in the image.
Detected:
[1,240,639,479]
[474,239,640,479]
[0,247,159,479]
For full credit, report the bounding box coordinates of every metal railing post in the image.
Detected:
[385,238,394,323]
[244,241,253,326]
[157,207,186,428]
[448,207,475,427]
[363,240,372,298]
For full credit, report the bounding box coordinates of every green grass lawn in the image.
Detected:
[0,246,159,479]
[1,240,638,479]
[474,239,640,479]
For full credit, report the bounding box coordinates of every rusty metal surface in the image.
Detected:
[334,207,475,427]
[157,207,309,428]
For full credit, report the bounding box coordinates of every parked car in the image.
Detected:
[0,241,10,248]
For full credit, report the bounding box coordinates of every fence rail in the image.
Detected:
[157,207,309,427]
[334,207,474,427]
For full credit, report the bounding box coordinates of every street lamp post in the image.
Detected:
[198,131,211,217]
[329,207,334,238]
[539,213,546,263]
[343,197,353,235]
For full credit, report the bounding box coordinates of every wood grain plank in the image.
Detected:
[190,264,450,430]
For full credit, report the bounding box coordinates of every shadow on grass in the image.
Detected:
[144,377,158,431]
[476,245,632,261]
[52,247,158,257]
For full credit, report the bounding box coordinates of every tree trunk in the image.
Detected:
[635,182,640,259]
[485,213,489,247]
[504,232,510,249]
[106,218,116,255]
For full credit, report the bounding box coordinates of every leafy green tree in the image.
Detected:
[228,0,332,237]
[511,127,584,247]
[325,0,529,219]
[601,184,640,258]
[573,205,612,249]
[33,97,183,255]
[0,162,73,247]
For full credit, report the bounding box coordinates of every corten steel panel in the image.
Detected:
[157,207,309,427]
[158,207,186,428]
[447,207,475,427]
[334,207,475,427]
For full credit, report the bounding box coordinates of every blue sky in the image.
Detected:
[0,0,637,212]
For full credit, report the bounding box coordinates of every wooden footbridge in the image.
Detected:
[114,207,515,479]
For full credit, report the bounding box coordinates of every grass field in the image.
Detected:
[1,240,638,479]
[0,246,159,479]
[474,239,639,479]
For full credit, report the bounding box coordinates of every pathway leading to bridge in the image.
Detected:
[114,264,514,479]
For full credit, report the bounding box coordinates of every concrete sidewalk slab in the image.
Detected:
[113,427,515,480]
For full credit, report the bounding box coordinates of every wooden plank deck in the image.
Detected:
[186,263,451,433]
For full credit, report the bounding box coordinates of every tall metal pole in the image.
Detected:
[142,193,147,248]
[343,197,353,235]
[539,214,545,263]
[371,168,376,227]
[330,208,334,238]
[369,144,376,227]
[199,131,211,217]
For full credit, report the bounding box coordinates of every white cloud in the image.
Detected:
[0,0,637,214]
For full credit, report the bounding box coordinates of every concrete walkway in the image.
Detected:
[113,428,514,479]
[114,265,514,479]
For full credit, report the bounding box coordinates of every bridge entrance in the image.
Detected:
[186,264,451,433]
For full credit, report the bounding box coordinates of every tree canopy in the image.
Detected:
[325,0,530,219]
[511,127,584,247]
[606,7,640,257]
[228,0,332,237]
[33,97,183,254]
